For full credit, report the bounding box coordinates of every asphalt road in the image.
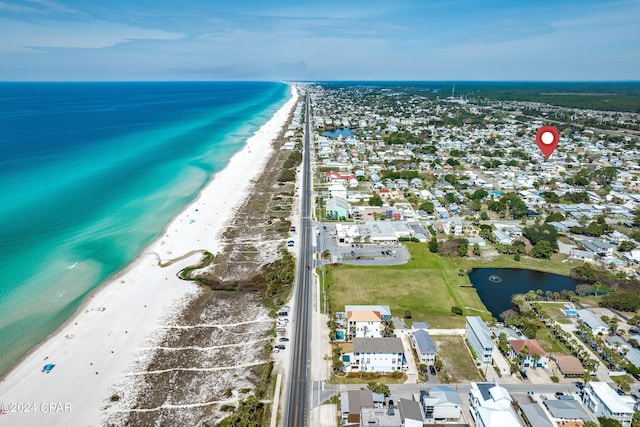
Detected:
[285,92,313,427]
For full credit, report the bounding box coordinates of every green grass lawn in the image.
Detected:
[325,242,579,328]
[535,325,570,354]
[431,335,483,383]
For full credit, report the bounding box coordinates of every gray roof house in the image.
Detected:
[625,348,640,368]
[352,337,406,373]
[411,330,436,365]
[519,402,554,427]
[398,398,425,426]
[420,386,462,423]
[577,309,610,334]
[543,398,591,421]
[466,316,494,364]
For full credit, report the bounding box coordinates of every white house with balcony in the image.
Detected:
[466,316,494,364]
[469,382,523,427]
[582,382,634,427]
[347,310,383,338]
[352,337,406,373]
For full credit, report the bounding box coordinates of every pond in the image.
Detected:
[468,268,580,319]
[323,128,356,138]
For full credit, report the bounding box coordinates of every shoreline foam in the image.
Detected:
[0,84,298,426]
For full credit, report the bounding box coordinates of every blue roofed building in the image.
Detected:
[411,329,436,365]
[466,316,494,364]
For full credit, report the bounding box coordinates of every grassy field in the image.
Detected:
[431,335,483,383]
[325,242,580,328]
[535,325,570,354]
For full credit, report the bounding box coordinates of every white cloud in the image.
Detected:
[0,18,184,54]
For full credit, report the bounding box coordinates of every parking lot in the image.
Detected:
[317,222,411,266]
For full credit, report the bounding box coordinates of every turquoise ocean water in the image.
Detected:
[0,82,289,375]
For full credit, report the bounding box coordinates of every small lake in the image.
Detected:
[468,268,580,318]
[323,128,356,138]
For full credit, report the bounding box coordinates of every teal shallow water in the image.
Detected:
[0,82,289,374]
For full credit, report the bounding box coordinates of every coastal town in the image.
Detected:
[270,83,640,427]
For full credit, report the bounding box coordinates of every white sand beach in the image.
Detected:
[0,85,298,427]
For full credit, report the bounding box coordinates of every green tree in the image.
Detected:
[530,240,553,259]
[419,201,435,213]
[598,417,623,427]
[367,382,390,396]
[428,237,439,253]
[473,243,481,256]
[618,241,638,252]
[369,194,383,207]
[458,240,469,257]
[545,212,566,223]
[470,189,489,200]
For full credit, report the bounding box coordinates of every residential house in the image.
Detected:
[550,354,584,377]
[328,182,348,199]
[352,337,406,373]
[466,316,494,364]
[569,249,596,263]
[435,206,449,220]
[444,216,463,236]
[577,309,610,335]
[518,402,554,427]
[468,382,523,427]
[492,229,513,245]
[420,386,462,423]
[345,305,392,320]
[411,330,436,365]
[467,236,487,247]
[509,339,548,369]
[398,398,424,427]
[340,390,374,425]
[542,398,592,424]
[326,196,351,219]
[625,348,640,369]
[605,335,631,354]
[347,310,383,338]
[359,407,401,426]
[582,382,635,427]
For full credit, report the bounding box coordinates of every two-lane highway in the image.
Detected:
[285,92,313,427]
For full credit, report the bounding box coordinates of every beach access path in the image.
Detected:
[0,85,299,427]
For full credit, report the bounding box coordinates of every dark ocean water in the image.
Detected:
[0,82,289,374]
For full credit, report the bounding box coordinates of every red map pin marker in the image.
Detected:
[536,126,560,159]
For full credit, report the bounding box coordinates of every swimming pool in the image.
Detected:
[336,331,345,340]
[563,309,578,316]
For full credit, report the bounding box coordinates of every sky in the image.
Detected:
[0,0,639,81]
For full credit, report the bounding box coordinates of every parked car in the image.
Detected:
[429,365,436,376]
[277,311,288,317]
[279,338,290,342]
[274,344,286,350]
[287,240,294,247]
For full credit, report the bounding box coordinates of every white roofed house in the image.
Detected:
[582,382,635,427]
[352,337,406,373]
[468,382,523,427]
